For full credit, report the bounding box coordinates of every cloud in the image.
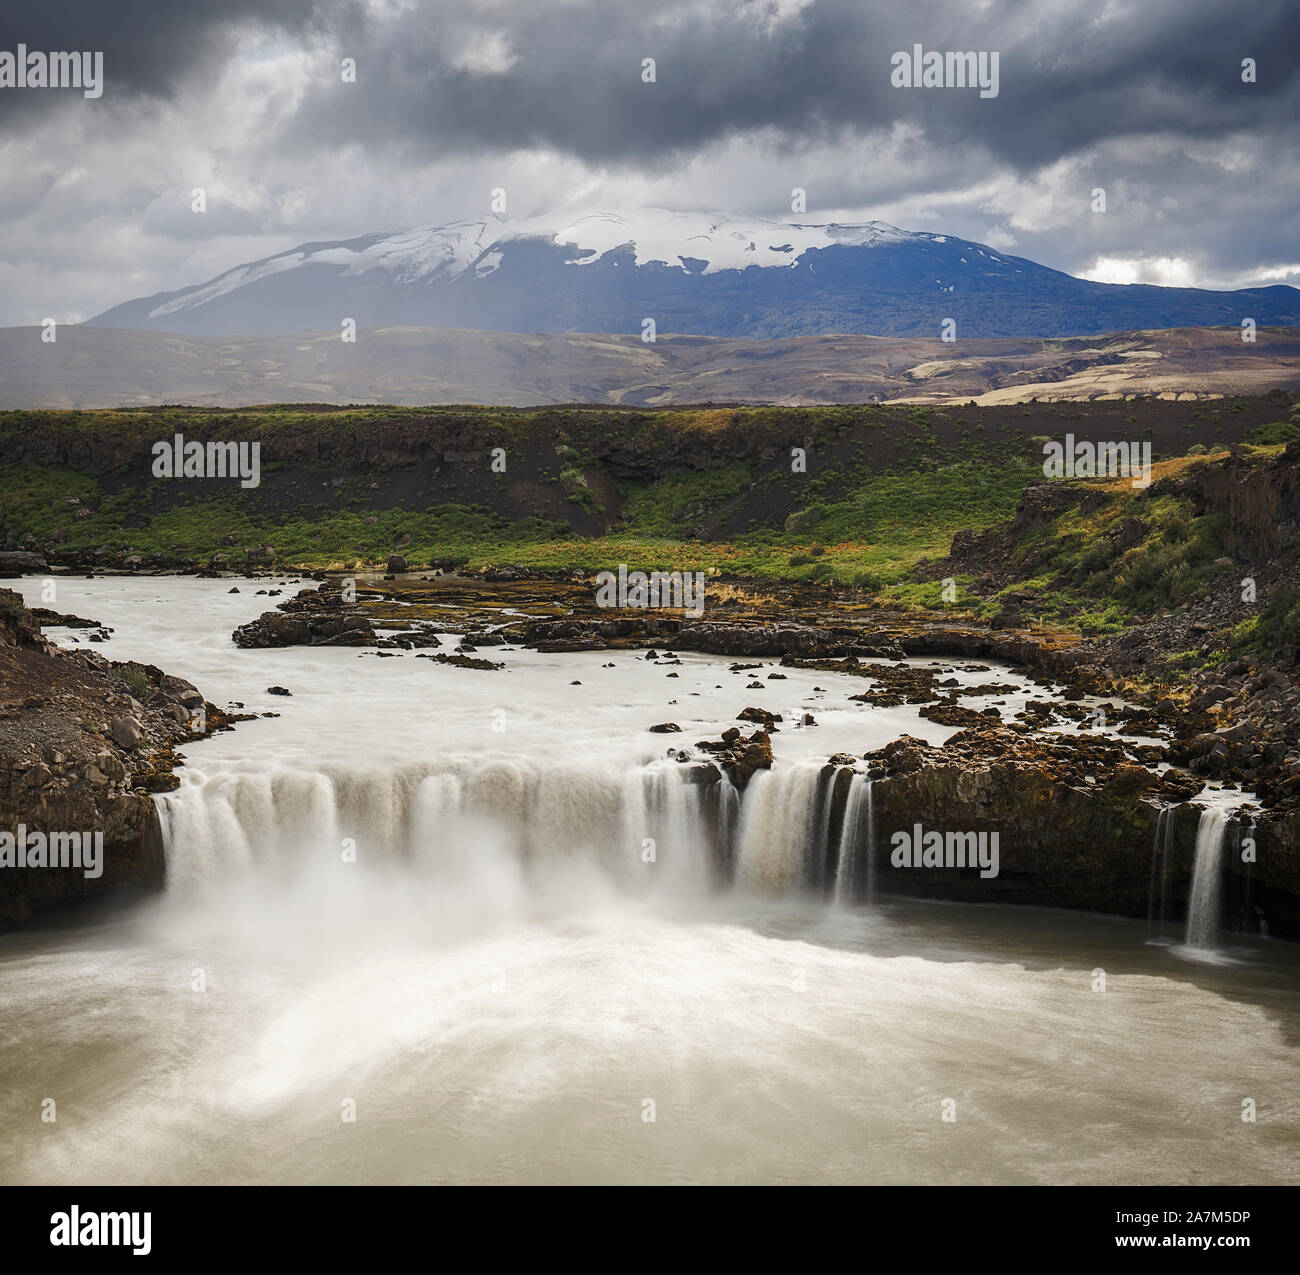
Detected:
[0,0,1296,324]
[1082,256,1197,287]
[273,0,1300,169]
[0,0,364,122]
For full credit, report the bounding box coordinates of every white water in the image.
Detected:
[1147,806,1176,936]
[835,773,874,906]
[1186,807,1230,950]
[734,763,825,894]
[3,576,1299,1185]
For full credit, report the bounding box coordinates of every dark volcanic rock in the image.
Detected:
[422,652,503,671]
[694,728,774,790]
[830,723,1300,938]
[0,551,47,577]
[232,584,378,648]
[0,589,234,929]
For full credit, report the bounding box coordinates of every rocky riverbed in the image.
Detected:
[4,560,1299,937]
[207,569,1300,937]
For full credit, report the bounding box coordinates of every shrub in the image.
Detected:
[1244,421,1300,446]
[120,663,150,698]
[1256,584,1300,650]
[784,505,825,533]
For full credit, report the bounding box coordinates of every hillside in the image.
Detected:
[3,323,1299,410]
[2,395,1296,593]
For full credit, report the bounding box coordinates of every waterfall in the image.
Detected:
[161,757,865,910]
[159,757,723,902]
[157,755,1240,939]
[1185,807,1229,949]
[1147,806,1176,936]
[834,774,874,906]
[731,763,826,895]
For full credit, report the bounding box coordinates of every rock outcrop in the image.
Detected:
[232,583,378,648]
[0,550,48,577]
[0,589,234,928]
[842,727,1300,939]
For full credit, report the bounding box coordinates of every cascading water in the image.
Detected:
[834,773,874,906]
[158,757,726,907]
[1185,807,1229,949]
[732,763,827,895]
[12,573,1300,1190]
[160,757,883,913]
[1147,805,1177,936]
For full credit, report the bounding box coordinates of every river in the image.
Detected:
[1,576,1297,1185]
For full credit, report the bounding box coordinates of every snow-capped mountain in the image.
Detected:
[89,209,1300,339]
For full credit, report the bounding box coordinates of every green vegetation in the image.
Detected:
[1231,583,1300,654]
[0,403,1044,584]
[1245,421,1300,446]
[1,402,1294,646]
[119,663,150,698]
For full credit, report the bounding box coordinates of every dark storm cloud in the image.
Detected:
[274,0,1300,170]
[1,0,1296,326]
[0,0,363,121]
[4,0,1295,169]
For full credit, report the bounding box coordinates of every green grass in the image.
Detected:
[3,406,1290,644]
[1,446,1036,584]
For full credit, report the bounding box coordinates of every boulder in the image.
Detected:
[109,716,142,749]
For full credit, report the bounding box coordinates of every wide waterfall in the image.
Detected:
[7,574,1300,1191]
[159,758,885,911]
[158,758,732,902]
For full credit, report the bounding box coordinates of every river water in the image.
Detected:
[1,576,1297,1184]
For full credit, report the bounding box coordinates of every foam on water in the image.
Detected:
[2,577,1297,1186]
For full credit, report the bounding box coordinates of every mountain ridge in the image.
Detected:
[87,210,1300,340]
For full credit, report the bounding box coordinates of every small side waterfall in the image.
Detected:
[834,774,875,906]
[1185,807,1229,949]
[1147,806,1177,936]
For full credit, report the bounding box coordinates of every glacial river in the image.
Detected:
[1,576,1297,1185]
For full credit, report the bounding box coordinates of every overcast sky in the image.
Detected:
[1,0,1297,325]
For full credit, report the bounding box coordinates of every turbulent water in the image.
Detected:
[2,576,1298,1185]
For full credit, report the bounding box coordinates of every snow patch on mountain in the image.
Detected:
[147,209,927,318]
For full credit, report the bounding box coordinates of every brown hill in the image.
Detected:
[1,323,1298,408]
